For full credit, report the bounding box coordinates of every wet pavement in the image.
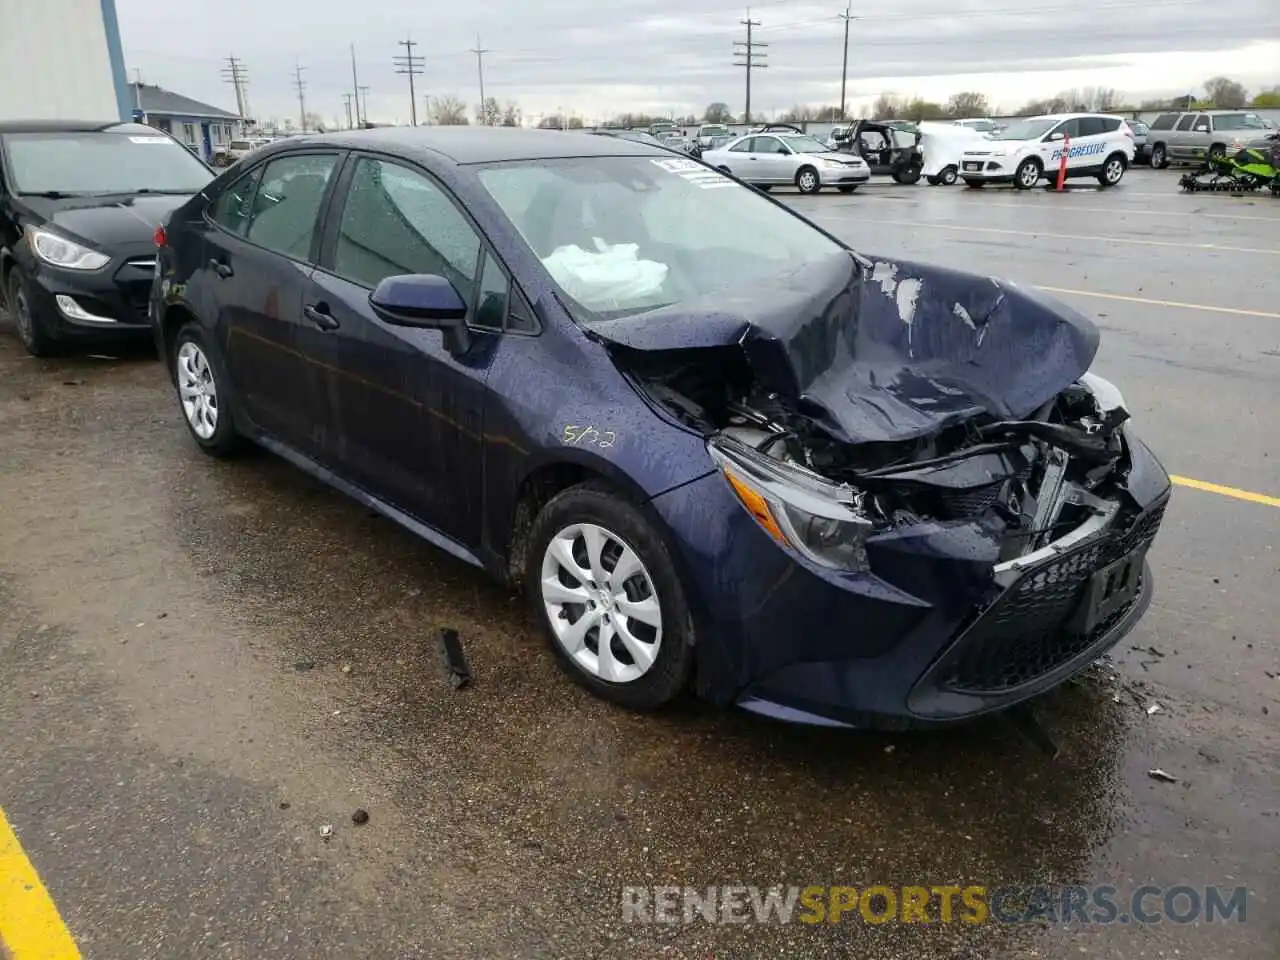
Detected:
[1,166,1277,959]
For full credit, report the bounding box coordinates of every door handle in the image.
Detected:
[208,258,233,278]
[303,302,339,331]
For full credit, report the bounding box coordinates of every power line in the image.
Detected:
[293,60,307,132]
[393,34,425,126]
[733,8,767,124]
[221,55,250,123]
[471,35,490,123]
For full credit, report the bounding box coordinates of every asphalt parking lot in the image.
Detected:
[1,165,1277,959]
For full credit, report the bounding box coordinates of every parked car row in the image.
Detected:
[0,121,1171,731]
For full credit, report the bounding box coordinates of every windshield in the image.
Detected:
[700,125,728,137]
[991,118,1059,141]
[779,134,832,154]
[2,131,213,195]
[477,156,844,320]
[1214,113,1268,131]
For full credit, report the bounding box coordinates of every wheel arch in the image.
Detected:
[158,301,204,383]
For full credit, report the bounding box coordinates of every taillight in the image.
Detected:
[154,225,167,248]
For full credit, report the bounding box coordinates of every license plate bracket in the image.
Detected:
[963,161,982,171]
[1071,546,1147,636]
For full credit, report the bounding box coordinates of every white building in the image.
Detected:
[0,0,131,122]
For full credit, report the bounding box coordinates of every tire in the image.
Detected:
[963,178,986,188]
[1150,143,1168,169]
[939,165,958,186]
[795,166,821,194]
[170,321,242,457]
[1097,153,1127,187]
[526,481,695,711]
[837,184,859,193]
[1208,144,1226,163]
[1014,158,1042,190]
[893,162,922,185]
[6,267,59,357]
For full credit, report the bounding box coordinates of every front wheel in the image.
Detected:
[527,482,695,710]
[171,322,242,457]
[1014,158,1041,190]
[796,166,821,194]
[1097,153,1127,187]
[939,165,958,186]
[6,267,59,357]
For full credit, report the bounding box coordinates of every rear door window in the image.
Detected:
[243,153,338,260]
[1174,115,1197,131]
[1076,117,1106,137]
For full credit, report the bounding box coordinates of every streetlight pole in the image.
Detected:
[839,5,854,121]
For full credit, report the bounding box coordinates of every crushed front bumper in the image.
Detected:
[649,425,1171,727]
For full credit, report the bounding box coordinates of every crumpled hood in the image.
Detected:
[591,250,1100,444]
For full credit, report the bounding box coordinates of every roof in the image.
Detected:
[133,83,240,120]
[0,120,156,135]
[277,126,663,164]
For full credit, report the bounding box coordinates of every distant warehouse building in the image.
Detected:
[0,0,131,122]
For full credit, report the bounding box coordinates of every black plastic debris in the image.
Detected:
[439,628,472,689]
[352,809,370,825]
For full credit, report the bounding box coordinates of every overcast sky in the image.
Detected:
[117,0,1279,126]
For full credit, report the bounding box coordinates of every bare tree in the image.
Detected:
[537,114,565,129]
[475,97,501,126]
[872,94,905,120]
[501,101,522,126]
[946,91,990,118]
[431,95,469,125]
[906,99,948,121]
[704,102,732,123]
[1204,76,1248,108]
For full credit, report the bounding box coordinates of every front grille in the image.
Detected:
[938,496,1167,693]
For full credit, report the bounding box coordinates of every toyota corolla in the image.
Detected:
[150,128,1170,728]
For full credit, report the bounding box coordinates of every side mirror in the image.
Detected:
[1046,132,1066,142]
[369,274,471,354]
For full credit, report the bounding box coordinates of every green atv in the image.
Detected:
[1179,133,1280,195]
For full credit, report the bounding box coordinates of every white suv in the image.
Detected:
[959,113,1135,189]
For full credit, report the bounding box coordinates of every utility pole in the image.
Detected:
[393,35,424,126]
[733,9,767,125]
[132,67,145,118]
[221,56,250,123]
[471,35,489,123]
[358,86,371,125]
[349,44,362,127]
[838,6,854,121]
[293,60,307,132]
[342,93,354,129]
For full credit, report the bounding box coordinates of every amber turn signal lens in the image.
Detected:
[723,469,789,546]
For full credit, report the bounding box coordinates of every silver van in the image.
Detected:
[1147,110,1272,167]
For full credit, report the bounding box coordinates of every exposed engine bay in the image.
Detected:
[617,343,1133,565]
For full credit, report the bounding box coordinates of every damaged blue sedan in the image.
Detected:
[151,127,1170,727]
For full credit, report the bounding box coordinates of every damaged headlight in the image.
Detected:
[707,434,875,572]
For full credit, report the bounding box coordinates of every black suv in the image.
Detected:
[0,120,214,356]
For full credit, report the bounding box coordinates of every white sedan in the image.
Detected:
[701,132,870,194]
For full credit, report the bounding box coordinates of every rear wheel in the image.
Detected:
[6,267,58,357]
[939,165,958,186]
[171,322,242,457]
[527,482,695,710]
[893,162,922,185]
[1014,158,1041,190]
[1150,143,1168,169]
[796,166,821,194]
[1097,153,1127,187]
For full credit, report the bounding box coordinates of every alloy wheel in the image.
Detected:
[12,285,33,348]
[798,171,817,192]
[1018,162,1039,188]
[540,522,663,684]
[1104,158,1124,184]
[176,341,219,439]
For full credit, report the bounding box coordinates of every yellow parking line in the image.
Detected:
[1034,285,1280,320]
[0,808,79,959]
[1171,475,1280,508]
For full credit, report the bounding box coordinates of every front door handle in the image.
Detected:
[303,302,339,331]
[208,258,233,279]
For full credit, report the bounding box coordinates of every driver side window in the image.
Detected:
[331,157,481,306]
[1045,119,1081,140]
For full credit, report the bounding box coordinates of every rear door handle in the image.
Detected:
[303,302,339,331]
[208,258,233,278]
